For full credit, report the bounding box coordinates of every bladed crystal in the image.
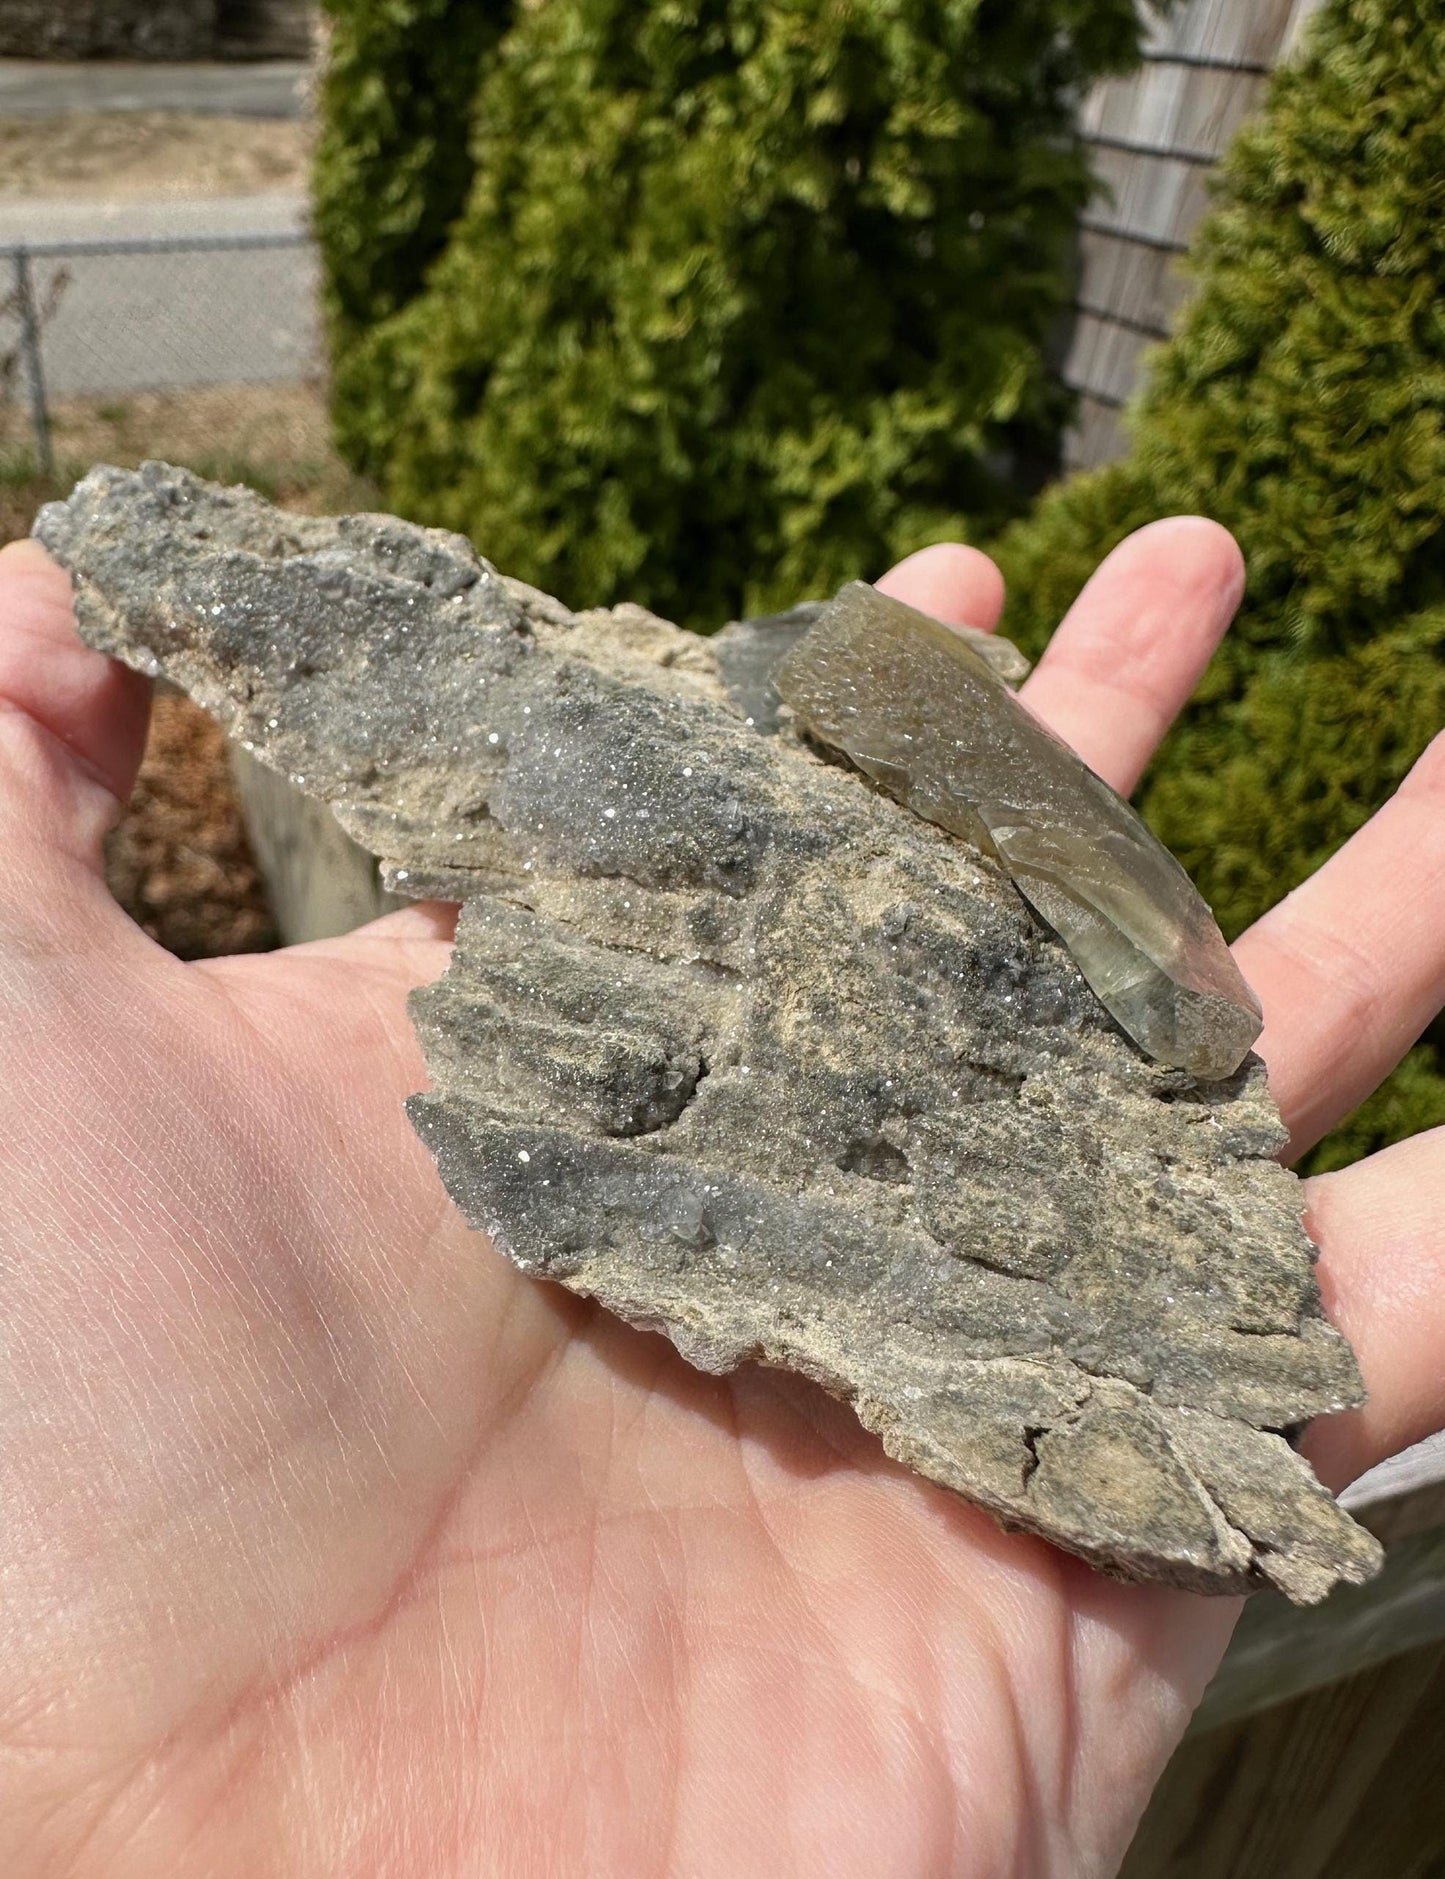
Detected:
[776,582,1262,1079]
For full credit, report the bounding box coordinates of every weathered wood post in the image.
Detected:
[1123,1437,1445,1876]
[10,245,55,479]
[229,746,400,944]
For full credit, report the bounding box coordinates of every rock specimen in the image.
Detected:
[37,463,1383,1603]
[776,583,1263,1080]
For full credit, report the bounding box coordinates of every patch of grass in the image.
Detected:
[0,382,378,539]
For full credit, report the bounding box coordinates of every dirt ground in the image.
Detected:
[0,110,312,199]
[0,381,375,536]
[47,381,333,474]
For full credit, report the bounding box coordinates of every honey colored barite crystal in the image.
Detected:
[776,583,1263,1080]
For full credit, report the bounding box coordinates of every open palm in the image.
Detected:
[1,521,1442,1878]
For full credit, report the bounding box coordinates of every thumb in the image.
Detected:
[278,897,461,1027]
[0,538,152,904]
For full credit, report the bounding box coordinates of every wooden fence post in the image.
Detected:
[228,746,401,945]
[1123,1437,1445,1875]
[11,246,55,478]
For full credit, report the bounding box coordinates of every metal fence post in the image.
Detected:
[12,246,55,479]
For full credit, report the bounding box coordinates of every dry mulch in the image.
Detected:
[103,688,279,958]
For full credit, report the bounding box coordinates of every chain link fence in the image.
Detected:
[1,228,321,475]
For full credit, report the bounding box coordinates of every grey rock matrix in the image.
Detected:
[37,463,1383,1603]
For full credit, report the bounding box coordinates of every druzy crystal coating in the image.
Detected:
[776,582,1263,1079]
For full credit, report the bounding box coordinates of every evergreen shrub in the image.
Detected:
[992,0,1445,1168]
[315,0,1146,625]
[314,1,516,465]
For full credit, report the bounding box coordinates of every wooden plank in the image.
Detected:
[1345,1429,1445,1544]
[1062,310,1157,406]
[1142,0,1299,68]
[1191,1517,1445,1734]
[1061,393,1129,472]
[1075,227,1195,333]
[229,746,400,944]
[1122,1641,1445,1879]
[1080,62,1269,161]
[1191,1436,1445,1733]
[1085,143,1216,248]
[1315,1644,1445,1878]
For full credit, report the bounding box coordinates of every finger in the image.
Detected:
[288,896,460,983]
[1298,1128,1445,1489]
[0,538,154,898]
[201,898,461,1014]
[1234,730,1445,1159]
[1019,517,1245,795]
[876,542,1006,631]
[0,540,152,805]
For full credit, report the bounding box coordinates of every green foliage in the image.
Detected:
[317,0,1146,625]
[993,0,1445,1167]
[314,1,516,464]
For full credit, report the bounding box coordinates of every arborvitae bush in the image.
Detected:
[313,1,516,467]
[315,0,1145,626]
[993,0,1445,1168]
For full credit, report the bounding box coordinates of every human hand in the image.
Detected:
[0,522,1440,1877]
